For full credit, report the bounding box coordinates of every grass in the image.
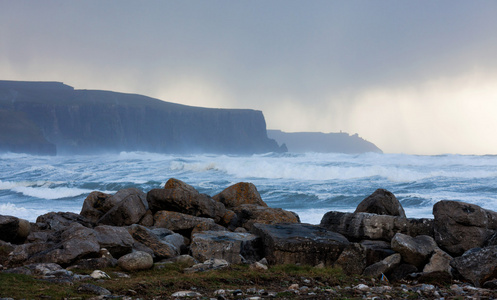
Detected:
[0,263,354,299]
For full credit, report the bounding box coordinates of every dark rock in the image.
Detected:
[232,204,300,231]
[433,200,497,256]
[69,257,117,270]
[388,263,418,282]
[94,225,134,258]
[98,188,148,226]
[320,211,433,241]
[483,279,497,289]
[451,246,497,287]
[213,182,268,209]
[147,186,226,223]
[334,243,367,275]
[77,283,111,296]
[35,212,92,231]
[117,251,154,271]
[127,224,179,259]
[153,211,226,237]
[0,240,15,266]
[418,271,453,286]
[190,231,261,264]
[391,233,438,268]
[360,240,396,266]
[362,253,401,278]
[355,189,406,217]
[0,215,30,244]
[251,223,349,266]
[80,191,112,225]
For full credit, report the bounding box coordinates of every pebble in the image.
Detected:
[171,290,202,297]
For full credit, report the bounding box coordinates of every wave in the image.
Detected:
[11,186,94,200]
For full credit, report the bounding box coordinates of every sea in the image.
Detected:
[1,151,497,224]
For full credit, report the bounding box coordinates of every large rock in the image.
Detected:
[391,233,438,268]
[451,246,497,287]
[423,248,453,274]
[0,215,30,244]
[80,191,113,224]
[252,223,349,266]
[117,251,154,271]
[35,212,93,231]
[433,200,497,256]
[153,211,226,236]
[98,188,148,226]
[190,231,261,264]
[213,182,268,208]
[360,240,396,266]
[334,243,367,275]
[320,211,433,241]
[127,224,180,259]
[147,183,226,223]
[28,223,100,266]
[232,204,300,230]
[355,189,406,218]
[362,253,401,278]
[94,225,134,258]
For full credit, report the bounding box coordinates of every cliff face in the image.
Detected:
[267,130,383,154]
[0,80,283,155]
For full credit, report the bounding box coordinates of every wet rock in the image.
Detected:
[252,223,349,266]
[363,253,401,278]
[190,231,261,264]
[98,188,148,226]
[94,225,134,258]
[213,182,268,208]
[320,211,433,241]
[233,204,300,230]
[355,189,406,217]
[391,233,437,268]
[117,251,154,271]
[433,200,497,256]
[451,246,497,287]
[147,178,226,222]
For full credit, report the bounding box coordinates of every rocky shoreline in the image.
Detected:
[2,179,497,299]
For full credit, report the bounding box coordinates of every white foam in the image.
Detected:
[11,186,93,200]
[0,203,51,222]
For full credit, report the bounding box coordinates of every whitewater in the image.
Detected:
[1,151,497,224]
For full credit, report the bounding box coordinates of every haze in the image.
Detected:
[1,1,497,155]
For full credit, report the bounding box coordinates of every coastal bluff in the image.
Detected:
[3,179,497,298]
[0,80,284,155]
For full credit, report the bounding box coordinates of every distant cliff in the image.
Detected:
[267,130,383,154]
[0,80,284,155]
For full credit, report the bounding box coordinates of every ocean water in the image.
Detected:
[1,151,497,224]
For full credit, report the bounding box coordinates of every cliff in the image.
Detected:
[267,130,383,154]
[0,80,284,155]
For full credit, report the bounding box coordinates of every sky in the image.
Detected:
[1,1,497,155]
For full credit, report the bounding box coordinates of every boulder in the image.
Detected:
[362,253,401,278]
[334,243,367,275]
[213,182,268,208]
[355,189,406,217]
[360,240,396,266]
[391,233,438,268]
[80,191,112,224]
[190,231,261,264]
[232,204,300,230]
[35,212,93,231]
[28,223,100,266]
[251,223,349,266]
[94,225,134,258]
[153,211,226,237]
[423,248,453,274]
[0,215,30,244]
[320,211,433,241]
[433,200,497,256]
[147,188,226,223]
[98,188,148,226]
[117,251,154,271]
[451,246,497,287]
[127,224,180,259]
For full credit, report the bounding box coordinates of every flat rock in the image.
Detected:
[363,253,401,278]
[233,204,300,230]
[251,223,349,266]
